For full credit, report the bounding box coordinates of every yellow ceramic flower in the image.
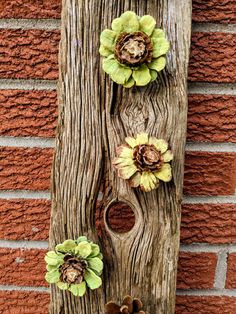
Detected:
[113,133,173,192]
[99,11,170,87]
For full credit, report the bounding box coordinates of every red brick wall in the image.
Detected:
[0,1,236,313]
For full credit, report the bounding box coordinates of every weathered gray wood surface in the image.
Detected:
[49,0,192,313]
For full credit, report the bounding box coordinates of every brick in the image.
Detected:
[0,0,61,19]
[184,152,236,196]
[189,32,236,83]
[1,149,234,194]
[0,199,50,240]
[187,94,236,143]
[181,203,236,244]
[0,147,53,190]
[0,249,216,290]
[1,1,236,24]
[0,291,49,314]
[0,248,47,286]
[0,90,57,138]
[4,201,236,245]
[177,252,217,289]
[0,29,59,80]
[226,253,236,288]
[176,296,236,314]
[192,0,236,24]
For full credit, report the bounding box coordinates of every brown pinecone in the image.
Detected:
[133,144,164,172]
[105,295,145,314]
[114,31,153,66]
[59,255,87,284]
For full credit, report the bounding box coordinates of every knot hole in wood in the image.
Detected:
[105,200,136,235]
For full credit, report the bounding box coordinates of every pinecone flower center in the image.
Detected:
[133,144,164,172]
[60,256,87,285]
[115,31,153,66]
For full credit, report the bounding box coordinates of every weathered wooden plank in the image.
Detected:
[49,0,192,313]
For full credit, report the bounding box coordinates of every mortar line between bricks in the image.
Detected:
[188,82,236,95]
[0,136,236,153]
[192,22,236,34]
[0,136,55,148]
[183,195,236,204]
[214,249,228,289]
[1,285,236,296]
[1,239,236,253]
[186,142,236,152]
[0,285,49,293]
[0,19,235,34]
[177,289,236,297]
[180,244,236,253]
[0,79,57,90]
[0,190,236,203]
[0,190,50,199]
[0,18,61,30]
[0,240,48,249]
[0,79,235,96]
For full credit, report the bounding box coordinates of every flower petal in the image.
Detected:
[132,64,152,86]
[102,58,118,76]
[149,138,168,153]
[57,282,69,290]
[99,45,112,57]
[84,269,102,290]
[75,241,92,258]
[154,163,172,182]
[123,77,135,88]
[88,257,103,275]
[76,236,88,243]
[136,132,148,145]
[151,28,165,40]
[133,298,143,311]
[125,136,137,148]
[152,38,170,58]
[61,239,77,252]
[140,172,158,192]
[120,11,139,33]
[113,157,134,168]
[46,264,58,271]
[116,145,133,158]
[105,301,121,314]
[129,172,141,188]
[122,295,133,312]
[150,70,158,82]
[45,270,60,284]
[100,29,116,50]
[118,164,138,180]
[55,244,67,253]
[148,57,166,72]
[45,251,64,266]
[69,282,86,297]
[112,17,123,33]
[162,150,173,162]
[111,65,132,85]
[89,243,100,257]
[139,15,156,36]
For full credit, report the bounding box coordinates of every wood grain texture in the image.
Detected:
[50,1,192,313]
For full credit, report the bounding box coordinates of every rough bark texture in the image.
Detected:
[50,1,192,313]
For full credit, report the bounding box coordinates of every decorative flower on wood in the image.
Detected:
[44,236,103,297]
[105,295,145,314]
[113,133,173,192]
[99,11,169,87]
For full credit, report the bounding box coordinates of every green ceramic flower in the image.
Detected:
[44,236,103,297]
[99,11,170,88]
